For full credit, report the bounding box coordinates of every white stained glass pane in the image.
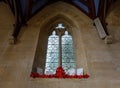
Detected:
[45,31,59,74]
[37,67,43,74]
[66,68,76,75]
[62,31,76,72]
[56,23,65,29]
[77,68,84,75]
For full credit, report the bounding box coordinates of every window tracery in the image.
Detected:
[45,23,76,74]
[31,22,89,79]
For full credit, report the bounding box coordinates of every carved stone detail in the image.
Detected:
[104,35,113,44]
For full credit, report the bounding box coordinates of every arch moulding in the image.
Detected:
[32,13,89,74]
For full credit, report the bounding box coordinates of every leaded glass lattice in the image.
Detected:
[62,31,76,72]
[45,31,59,74]
[45,23,76,74]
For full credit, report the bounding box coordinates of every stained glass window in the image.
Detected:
[45,24,76,74]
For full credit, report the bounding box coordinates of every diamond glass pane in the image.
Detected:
[62,31,76,72]
[45,31,59,74]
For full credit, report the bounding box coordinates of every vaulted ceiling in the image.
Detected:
[0,0,117,43]
[4,0,117,20]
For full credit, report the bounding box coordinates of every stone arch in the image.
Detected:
[32,13,89,74]
[31,1,90,74]
[40,14,79,36]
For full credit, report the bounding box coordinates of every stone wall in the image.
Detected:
[0,1,120,88]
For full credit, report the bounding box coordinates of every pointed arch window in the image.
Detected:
[45,23,76,74]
